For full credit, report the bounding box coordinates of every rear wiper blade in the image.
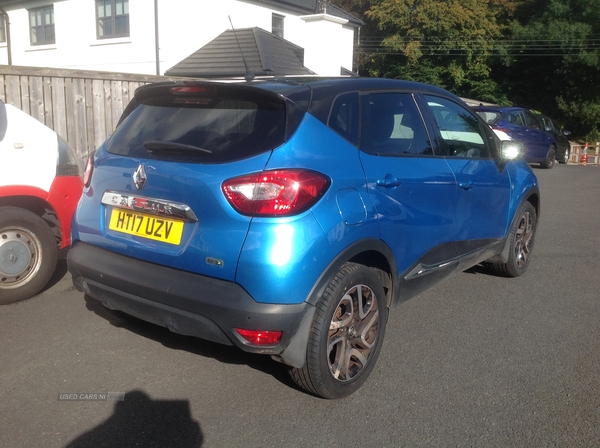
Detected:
[143,140,212,155]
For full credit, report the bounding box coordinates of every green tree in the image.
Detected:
[497,0,600,140]
[363,0,514,101]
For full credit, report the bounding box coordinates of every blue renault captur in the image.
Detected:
[68,77,540,399]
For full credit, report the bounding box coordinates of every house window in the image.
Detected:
[29,6,55,45]
[272,14,284,38]
[96,0,129,39]
[0,15,6,43]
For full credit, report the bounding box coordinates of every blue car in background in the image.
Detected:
[68,77,540,398]
[473,105,557,169]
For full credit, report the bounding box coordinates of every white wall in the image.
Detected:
[0,0,356,76]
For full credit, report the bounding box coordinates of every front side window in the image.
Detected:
[272,14,284,38]
[425,95,489,158]
[97,0,129,39]
[360,93,433,156]
[29,6,54,45]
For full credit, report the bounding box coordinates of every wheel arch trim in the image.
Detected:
[305,238,398,308]
[274,239,397,369]
[491,188,540,264]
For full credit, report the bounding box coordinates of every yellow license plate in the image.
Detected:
[108,209,184,245]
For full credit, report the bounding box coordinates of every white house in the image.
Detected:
[0,0,361,76]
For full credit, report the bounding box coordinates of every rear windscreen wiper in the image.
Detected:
[143,140,212,155]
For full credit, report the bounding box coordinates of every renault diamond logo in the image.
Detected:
[133,164,147,190]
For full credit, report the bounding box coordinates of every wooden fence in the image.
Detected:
[0,65,178,164]
[569,143,600,165]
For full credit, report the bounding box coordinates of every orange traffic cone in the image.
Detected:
[581,142,588,166]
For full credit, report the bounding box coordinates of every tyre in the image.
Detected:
[540,145,556,169]
[489,201,536,278]
[0,207,58,304]
[558,147,570,164]
[290,263,388,399]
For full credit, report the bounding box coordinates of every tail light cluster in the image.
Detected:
[83,152,95,188]
[222,169,330,217]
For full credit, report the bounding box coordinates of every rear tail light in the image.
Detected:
[83,152,95,188]
[235,328,282,346]
[222,169,330,216]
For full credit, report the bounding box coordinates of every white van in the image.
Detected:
[0,100,83,304]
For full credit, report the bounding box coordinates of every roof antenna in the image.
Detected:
[228,16,255,82]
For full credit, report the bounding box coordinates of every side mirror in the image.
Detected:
[501,140,522,160]
[563,130,571,136]
[544,125,553,132]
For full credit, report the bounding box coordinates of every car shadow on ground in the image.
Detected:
[463,263,491,275]
[65,389,203,447]
[84,295,300,393]
[41,253,71,294]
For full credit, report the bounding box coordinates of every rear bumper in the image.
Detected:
[67,242,312,356]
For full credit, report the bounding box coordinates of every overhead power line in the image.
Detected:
[355,36,600,56]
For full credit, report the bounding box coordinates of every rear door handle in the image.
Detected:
[376,175,402,188]
[459,181,474,190]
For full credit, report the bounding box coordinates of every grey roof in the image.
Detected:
[165,27,316,78]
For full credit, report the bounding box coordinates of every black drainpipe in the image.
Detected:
[0,7,12,65]
[154,0,160,75]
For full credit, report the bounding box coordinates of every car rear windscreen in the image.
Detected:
[106,94,286,163]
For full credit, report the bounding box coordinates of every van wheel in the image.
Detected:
[0,207,58,304]
[290,263,388,399]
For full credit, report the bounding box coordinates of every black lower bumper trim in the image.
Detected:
[68,242,311,354]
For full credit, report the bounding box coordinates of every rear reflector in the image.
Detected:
[235,328,283,346]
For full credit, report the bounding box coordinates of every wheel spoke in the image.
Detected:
[327,282,380,382]
[356,285,373,319]
[514,211,534,267]
[357,309,379,349]
[329,293,354,331]
[327,335,348,379]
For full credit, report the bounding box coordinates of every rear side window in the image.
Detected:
[523,111,541,129]
[359,93,433,156]
[106,92,286,163]
[328,92,359,145]
[508,111,525,126]
[476,110,501,125]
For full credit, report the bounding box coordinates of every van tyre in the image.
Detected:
[290,263,388,399]
[489,201,536,278]
[0,207,58,304]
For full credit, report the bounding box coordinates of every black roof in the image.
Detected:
[165,27,316,78]
[135,77,459,126]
